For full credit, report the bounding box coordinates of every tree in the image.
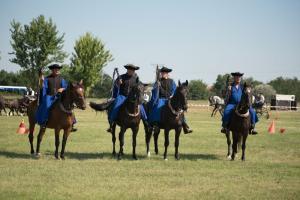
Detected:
[269,77,300,99]
[90,74,113,98]
[188,80,209,100]
[9,15,67,89]
[212,74,231,97]
[253,84,276,103]
[70,32,113,95]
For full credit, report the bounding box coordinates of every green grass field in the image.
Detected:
[0,101,299,200]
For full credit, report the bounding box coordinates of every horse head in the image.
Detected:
[174,80,189,111]
[69,80,86,110]
[237,82,251,114]
[127,77,145,105]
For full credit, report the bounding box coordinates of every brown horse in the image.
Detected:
[27,81,86,159]
[228,82,251,161]
[146,80,189,160]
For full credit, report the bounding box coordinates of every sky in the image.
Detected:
[0,0,299,85]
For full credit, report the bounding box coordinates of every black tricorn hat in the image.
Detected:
[231,72,244,77]
[48,63,62,70]
[124,64,140,70]
[160,66,172,73]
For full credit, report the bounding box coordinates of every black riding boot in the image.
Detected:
[106,121,115,133]
[221,123,229,134]
[71,124,77,132]
[249,124,258,135]
[183,121,193,134]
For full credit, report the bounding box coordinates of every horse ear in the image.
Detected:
[71,82,76,88]
[243,82,248,89]
[185,80,188,86]
[178,80,181,86]
[136,77,139,84]
[79,79,83,85]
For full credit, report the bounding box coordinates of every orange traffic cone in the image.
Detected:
[268,120,275,134]
[16,119,29,134]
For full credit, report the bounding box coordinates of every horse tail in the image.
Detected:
[89,101,111,112]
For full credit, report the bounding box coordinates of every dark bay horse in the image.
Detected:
[228,82,251,161]
[90,79,145,160]
[27,81,86,159]
[146,80,189,160]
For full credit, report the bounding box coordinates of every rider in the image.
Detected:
[36,64,77,132]
[254,93,265,108]
[148,66,192,134]
[221,72,258,135]
[106,64,148,132]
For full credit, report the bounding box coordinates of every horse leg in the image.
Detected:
[154,128,160,155]
[60,128,71,160]
[131,127,139,160]
[36,126,46,157]
[28,123,35,155]
[145,126,152,157]
[231,132,238,161]
[163,129,170,160]
[241,134,248,161]
[118,127,126,160]
[54,129,60,159]
[226,132,231,159]
[174,127,182,160]
[112,123,116,156]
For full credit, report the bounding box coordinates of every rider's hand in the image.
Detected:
[57,88,65,93]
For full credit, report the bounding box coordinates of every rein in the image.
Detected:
[168,99,184,116]
[125,105,140,117]
[235,107,249,118]
[59,87,73,115]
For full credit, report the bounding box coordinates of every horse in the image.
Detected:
[27,80,86,159]
[208,96,225,117]
[6,97,30,116]
[227,82,251,161]
[146,80,189,160]
[90,78,146,160]
[0,95,7,116]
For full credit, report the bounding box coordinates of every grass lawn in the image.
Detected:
[0,101,299,200]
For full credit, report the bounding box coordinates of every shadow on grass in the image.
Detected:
[65,151,144,161]
[180,153,219,161]
[0,151,31,159]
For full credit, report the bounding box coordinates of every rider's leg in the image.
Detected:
[249,107,259,135]
[221,104,234,134]
[71,115,77,132]
[182,115,193,134]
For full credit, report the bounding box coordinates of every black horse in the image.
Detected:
[146,80,189,160]
[227,82,251,161]
[90,79,146,160]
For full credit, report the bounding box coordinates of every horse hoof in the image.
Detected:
[147,152,151,158]
[60,156,65,160]
[227,155,231,160]
[164,158,168,161]
[112,152,116,157]
[241,157,245,161]
[155,150,158,155]
[35,153,41,158]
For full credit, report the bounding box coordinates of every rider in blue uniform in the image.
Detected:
[221,72,258,135]
[106,64,148,132]
[36,64,77,131]
[148,66,192,134]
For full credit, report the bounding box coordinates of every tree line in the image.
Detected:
[1,15,299,100]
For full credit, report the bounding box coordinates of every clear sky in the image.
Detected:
[0,0,299,85]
